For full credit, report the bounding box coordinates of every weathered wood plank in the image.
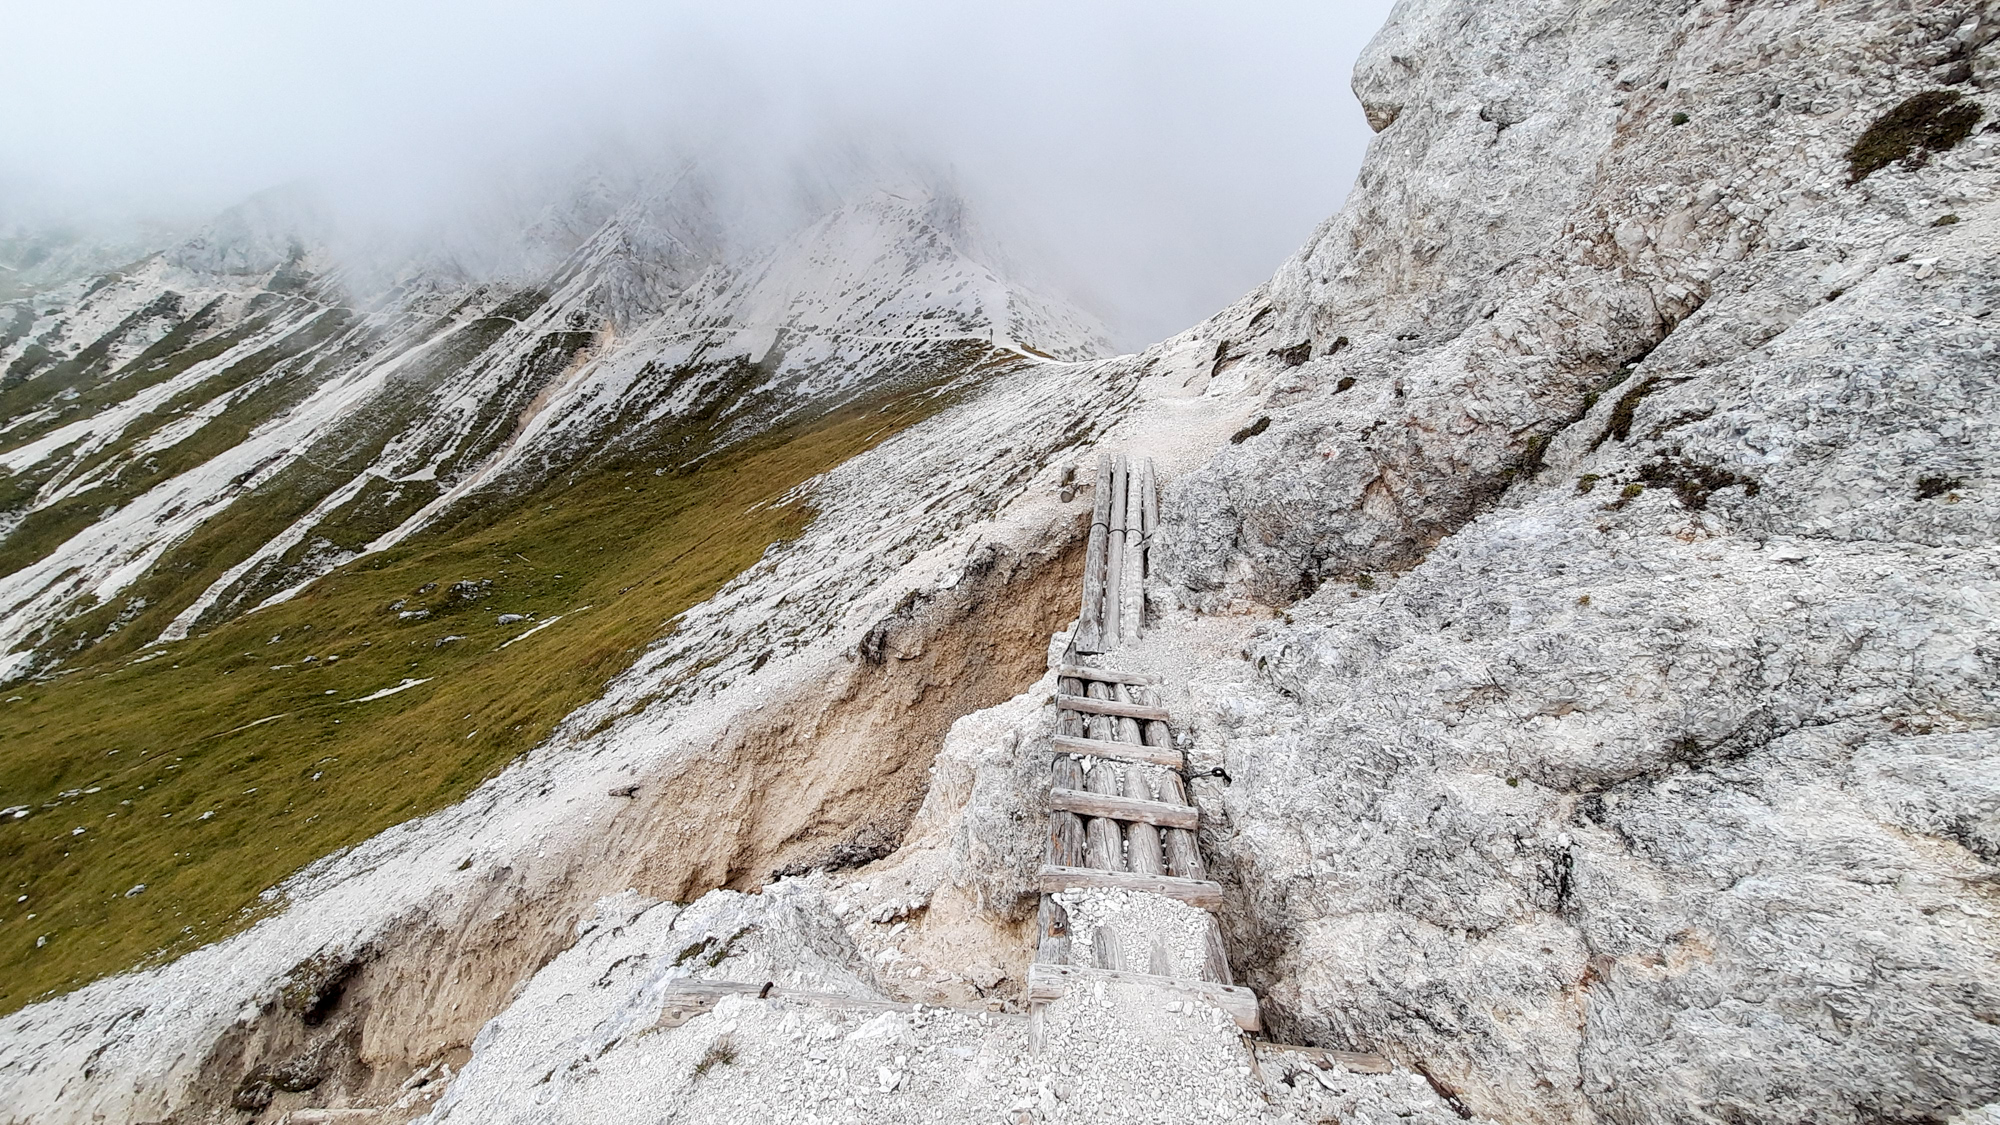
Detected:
[1037,865,1225,908]
[1052,733,1182,769]
[1092,926,1126,971]
[1124,778,1167,876]
[1103,454,1128,647]
[1165,827,1206,881]
[1249,1041,1394,1075]
[1026,962,1261,1032]
[1057,676,1086,737]
[654,982,923,1029]
[1036,896,1071,965]
[1075,456,1114,652]
[1121,464,1146,644]
[1051,788,1200,830]
[1141,457,1160,580]
[1203,919,1235,986]
[1055,664,1161,686]
[1081,751,1124,871]
[1055,694,1171,722]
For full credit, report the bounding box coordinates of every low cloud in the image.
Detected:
[0,1,1393,348]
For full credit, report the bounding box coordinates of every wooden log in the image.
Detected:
[1249,1042,1394,1076]
[1091,925,1125,971]
[1160,778,1207,878]
[655,981,924,1029]
[1113,683,1146,743]
[1075,456,1114,652]
[1141,458,1160,580]
[1049,755,1086,867]
[1036,865,1225,909]
[1050,788,1200,830]
[1026,963,1261,1032]
[1082,679,1118,744]
[1121,465,1145,645]
[1123,785,1167,875]
[1057,676,1086,737]
[1036,896,1071,965]
[1133,683,1207,879]
[1053,754,1085,791]
[1165,822,1206,880]
[1202,919,1235,986]
[1054,694,1171,722]
[1052,734,1183,769]
[1056,664,1160,686]
[1082,752,1124,871]
[1103,454,1128,647]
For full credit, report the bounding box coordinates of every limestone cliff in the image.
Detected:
[1,1,1995,1123]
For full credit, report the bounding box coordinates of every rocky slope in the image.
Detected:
[0,183,1106,680]
[2,0,1997,1123]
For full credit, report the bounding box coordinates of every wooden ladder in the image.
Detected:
[1032,655,1259,1033]
[1074,453,1157,654]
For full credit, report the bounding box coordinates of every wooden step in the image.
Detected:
[1051,733,1182,769]
[1027,962,1261,1032]
[1250,1041,1394,1075]
[1053,694,1170,722]
[653,981,923,1029]
[1051,788,1198,830]
[1037,865,1225,909]
[1056,664,1160,687]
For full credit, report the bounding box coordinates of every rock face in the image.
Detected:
[2,0,1997,1123]
[1154,0,2000,1122]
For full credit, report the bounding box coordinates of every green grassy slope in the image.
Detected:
[0,378,967,1015]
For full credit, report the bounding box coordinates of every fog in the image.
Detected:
[0,1,1394,348]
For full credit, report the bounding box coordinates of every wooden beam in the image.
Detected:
[1124,766,1167,876]
[1051,787,1199,830]
[1036,864,1225,908]
[1081,756,1124,871]
[1250,1042,1394,1075]
[1055,664,1160,686]
[1055,694,1170,722]
[1076,456,1114,652]
[1026,963,1261,1032]
[1121,464,1145,645]
[1140,458,1159,580]
[1103,455,1128,647]
[1052,733,1182,769]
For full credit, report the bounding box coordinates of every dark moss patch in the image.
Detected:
[1576,474,1602,495]
[1605,482,1645,510]
[1637,451,1759,509]
[1230,416,1271,444]
[1670,111,1690,126]
[1847,90,1983,183]
[1589,375,1662,450]
[1916,474,1963,500]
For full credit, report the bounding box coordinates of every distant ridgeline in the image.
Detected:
[0,185,1109,1013]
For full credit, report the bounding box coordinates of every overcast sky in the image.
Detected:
[0,1,1395,348]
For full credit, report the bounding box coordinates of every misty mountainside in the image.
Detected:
[0,182,1109,681]
[4,0,1999,1123]
[0,177,1111,1019]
